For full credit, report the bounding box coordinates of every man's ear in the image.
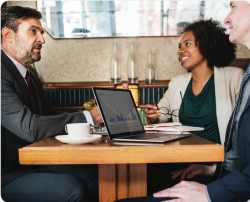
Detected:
[2,27,13,43]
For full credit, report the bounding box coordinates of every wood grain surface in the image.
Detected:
[98,164,116,202]
[19,135,224,165]
[19,135,224,202]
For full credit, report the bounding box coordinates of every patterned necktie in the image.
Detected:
[25,70,39,111]
[219,65,250,178]
[225,66,250,150]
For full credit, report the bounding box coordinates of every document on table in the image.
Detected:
[144,122,204,132]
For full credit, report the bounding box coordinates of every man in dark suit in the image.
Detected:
[117,1,250,202]
[1,6,102,202]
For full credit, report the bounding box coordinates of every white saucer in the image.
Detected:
[55,134,102,145]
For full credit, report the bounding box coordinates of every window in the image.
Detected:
[37,1,230,38]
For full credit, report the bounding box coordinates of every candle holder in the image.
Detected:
[83,99,96,111]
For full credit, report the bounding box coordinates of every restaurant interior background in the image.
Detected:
[2,3,249,201]
[4,1,250,83]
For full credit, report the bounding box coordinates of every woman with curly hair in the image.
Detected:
[146,19,244,195]
[146,19,243,145]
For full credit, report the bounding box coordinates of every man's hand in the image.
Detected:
[153,181,208,202]
[89,106,103,125]
[145,104,161,124]
[172,164,217,181]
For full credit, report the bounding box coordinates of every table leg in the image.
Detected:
[129,164,147,198]
[98,164,147,202]
[117,164,129,200]
[98,164,116,202]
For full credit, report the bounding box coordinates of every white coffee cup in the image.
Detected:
[65,123,90,138]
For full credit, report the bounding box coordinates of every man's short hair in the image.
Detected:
[1,6,42,36]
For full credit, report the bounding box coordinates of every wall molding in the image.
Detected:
[42,80,170,89]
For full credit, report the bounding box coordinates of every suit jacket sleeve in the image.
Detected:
[1,65,87,143]
[38,83,68,116]
[207,165,250,202]
[207,94,250,202]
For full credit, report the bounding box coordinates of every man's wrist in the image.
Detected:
[83,110,94,126]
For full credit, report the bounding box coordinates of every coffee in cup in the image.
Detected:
[65,123,90,138]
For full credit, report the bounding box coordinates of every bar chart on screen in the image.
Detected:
[109,109,137,122]
[96,89,143,134]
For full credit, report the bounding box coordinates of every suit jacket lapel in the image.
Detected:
[241,64,250,114]
[1,50,39,114]
[224,91,250,153]
[224,64,250,151]
[214,66,228,145]
[175,73,191,109]
[30,72,42,114]
[172,73,191,122]
[237,72,250,125]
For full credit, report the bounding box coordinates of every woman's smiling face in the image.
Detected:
[178,31,207,71]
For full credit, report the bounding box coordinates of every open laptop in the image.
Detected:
[92,87,190,143]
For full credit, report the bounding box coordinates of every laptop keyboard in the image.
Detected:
[119,133,170,140]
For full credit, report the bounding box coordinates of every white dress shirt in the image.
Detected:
[6,53,28,84]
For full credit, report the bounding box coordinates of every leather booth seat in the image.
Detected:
[230,58,250,70]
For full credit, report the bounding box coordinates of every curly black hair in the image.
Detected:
[183,19,236,68]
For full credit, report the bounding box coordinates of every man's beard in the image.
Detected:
[15,36,42,65]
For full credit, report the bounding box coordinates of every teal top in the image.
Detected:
[179,74,221,144]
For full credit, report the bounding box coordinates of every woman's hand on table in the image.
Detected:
[145,104,161,124]
[171,164,217,181]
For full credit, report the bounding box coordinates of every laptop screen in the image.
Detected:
[93,88,145,138]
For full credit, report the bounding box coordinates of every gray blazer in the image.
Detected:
[1,50,87,187]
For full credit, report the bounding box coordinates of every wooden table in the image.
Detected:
[19,134,224,202]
